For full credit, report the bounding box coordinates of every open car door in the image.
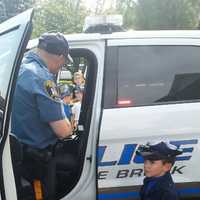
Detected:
[0,9,33,200]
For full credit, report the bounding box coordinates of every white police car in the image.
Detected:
[0,8,200,200]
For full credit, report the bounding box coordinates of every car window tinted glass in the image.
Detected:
[0,28,20,130]
[117,45,200,107]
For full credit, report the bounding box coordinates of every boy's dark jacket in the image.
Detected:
[140,172,179,200]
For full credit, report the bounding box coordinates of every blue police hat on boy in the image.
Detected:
[136,141,182,161]
[38,32,72,62]
[59,84,71,99]
[74,85,84,93]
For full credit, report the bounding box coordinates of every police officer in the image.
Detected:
[12,32,72,148]
[11,32,74,199]
[136,141,182,200]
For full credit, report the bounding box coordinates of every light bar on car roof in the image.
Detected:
[83,15,123,32]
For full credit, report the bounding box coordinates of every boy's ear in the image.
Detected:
[163,162,172,172]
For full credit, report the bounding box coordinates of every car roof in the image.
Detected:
[27,30,200,49]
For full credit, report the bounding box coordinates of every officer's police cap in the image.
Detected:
[136,141,183,161]
[38,32,73,62]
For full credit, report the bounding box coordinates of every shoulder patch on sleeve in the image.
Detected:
[44,80,60,102]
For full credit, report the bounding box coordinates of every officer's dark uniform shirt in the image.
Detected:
[11,52,66,149]
[140,171,179,200]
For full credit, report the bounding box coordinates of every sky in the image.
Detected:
[36,0,115,13]
[83,0,115,12]
[83,0,98,9]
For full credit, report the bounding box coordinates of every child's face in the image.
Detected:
[75,91,83,101]
[74,75,83,85]
[144,159,171,178]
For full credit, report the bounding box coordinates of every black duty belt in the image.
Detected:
[23,144,53,163]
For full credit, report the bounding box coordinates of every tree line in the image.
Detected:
[1,0,200,38]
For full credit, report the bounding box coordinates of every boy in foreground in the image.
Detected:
[136,141,182,200]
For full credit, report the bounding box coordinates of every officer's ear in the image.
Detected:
[162,161,172,172]
[54,54,65,65]
[56,54,64,60]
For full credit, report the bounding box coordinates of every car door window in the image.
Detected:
[0,11,31,136]
[0,29,20,96]
[0,26,27,135]
[104,45,200,108]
